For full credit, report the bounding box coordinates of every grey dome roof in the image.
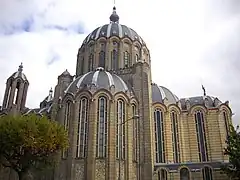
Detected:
[10,63,27,81]
[82,23,145,46]
[82,7,146,46]
[152,83,179,104]
[65,67,129,94]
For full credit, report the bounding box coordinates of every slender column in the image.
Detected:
[2,81,10,108]
[16,83,24,111]
[86,98,97,180]
[126,104,133,180]
[107,99,116,179]
[8,81,17,108]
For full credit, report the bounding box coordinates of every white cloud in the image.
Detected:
[0,0,239,125]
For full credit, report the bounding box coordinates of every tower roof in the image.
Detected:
[9,63,28,81]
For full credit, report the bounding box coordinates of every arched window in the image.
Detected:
[63,101,71,158]
[171,111,180,163]
[180,168,190,180]
[76,97,88,158]
[99,51,105,68]
[132,104,138,161]
[96,96,108,158]
[223,111,229,137]
[111,49,118,70]
[88,53,94,71]
[202,167,213,180]
[116,99,126,160]
[157,169,168,180]
[154,108,165,163]
[124,51,130,67]
[195,110,208,162]
[13,81,21,105]
[135,54,139,62]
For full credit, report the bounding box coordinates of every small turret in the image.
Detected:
[2,63,29,114]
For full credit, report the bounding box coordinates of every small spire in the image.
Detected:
[202,85,206,96]
[47,87,53,102]
[109,6,119,23]
[18,62,23,72]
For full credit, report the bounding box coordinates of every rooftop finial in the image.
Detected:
[109,2,119,23]
[18,62,23,72]
[202,85,206,96]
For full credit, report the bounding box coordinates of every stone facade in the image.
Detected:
[0,5,233,180]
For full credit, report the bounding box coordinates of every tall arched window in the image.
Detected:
[223,111,229,137]
[154,108,165,163]
[96,96,108,158]
[76,97,88,158]
[132,104,138,161]
[111,49,118,70]
[124,51,130,67]
[99,51,105,68]
[88,53,94,71]
[195,110,208,162]
[116,99,126,160]
[63,101,71,158]
[202,167,213,180]
[157,169,168,180]
[171,111,180,163]
[180,168,190,180]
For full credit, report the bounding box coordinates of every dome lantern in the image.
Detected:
[109,6,119,23]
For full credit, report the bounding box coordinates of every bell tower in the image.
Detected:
[2,63,29,113]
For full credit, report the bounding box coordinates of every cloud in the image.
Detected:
[0,0,86,34]
[0,0,239,126]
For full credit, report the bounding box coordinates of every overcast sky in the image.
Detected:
[0,0,239,125]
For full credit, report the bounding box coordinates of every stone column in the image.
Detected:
[86,98,97,180]
[107,99,116,179]
[8,80,17,109]
[2,80,10,108]
[125,103,134,180]
[16,82,24,111]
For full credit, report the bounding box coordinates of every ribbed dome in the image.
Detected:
[65,67,129,94]
[82,23,145,46]
[151,83,179,104]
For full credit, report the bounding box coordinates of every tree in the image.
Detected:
[222,124,240,179]
[0,114,69,180]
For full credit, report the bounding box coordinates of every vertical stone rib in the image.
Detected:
[86,99,97,180]
[126,103,133,179]
[16,83,24,111]
[107,99,116,179]
[8,81,17,109]
[2,81,10,108]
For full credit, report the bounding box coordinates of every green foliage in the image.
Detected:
[222,124,240,179]
[0,114,68,177]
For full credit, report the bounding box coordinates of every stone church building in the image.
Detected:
[0,6,232,180]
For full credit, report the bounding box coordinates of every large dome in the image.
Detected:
[65,67,129,94]
[82,6,145,46]
[82,23,145,46]
[76,7,150,77]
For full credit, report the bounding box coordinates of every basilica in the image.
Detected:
[0,6,232,180]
